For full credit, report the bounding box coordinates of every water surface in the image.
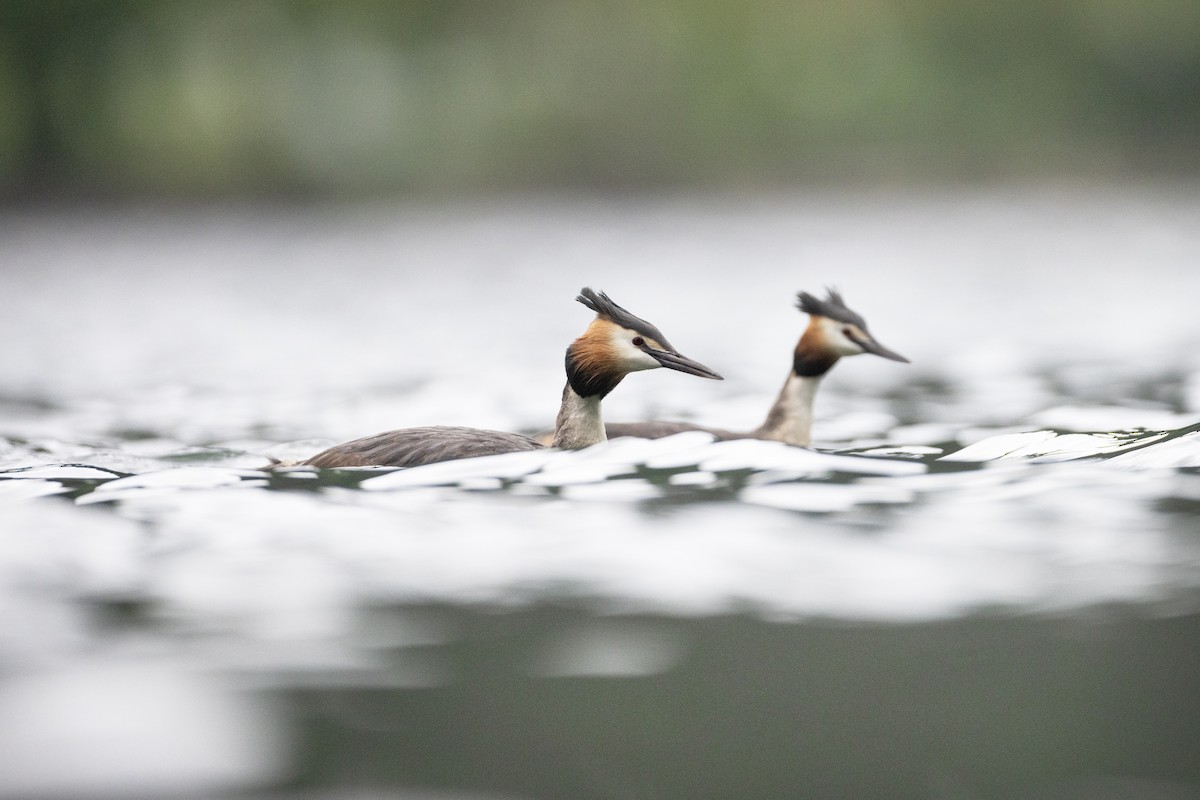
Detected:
[2,188,1200,799]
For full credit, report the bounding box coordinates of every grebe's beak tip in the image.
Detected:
[861,337,909,363]
[650,349,723,380]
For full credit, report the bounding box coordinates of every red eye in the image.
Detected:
[632,336,645,347]
[842,327,853,337]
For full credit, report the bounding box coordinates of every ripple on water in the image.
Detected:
[0,464,126,480]
[3,441,1194,624]
[76,467,270,505]
[0,479,69,501]
[942,422,1200,467]
[740,482,915,513]
[940,429,1162,462]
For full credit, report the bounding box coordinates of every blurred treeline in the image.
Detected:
[1,0,1198,199]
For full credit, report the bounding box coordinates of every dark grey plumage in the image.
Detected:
[576,288,674,349]
[303,426,542,468]
[796,289,868,329]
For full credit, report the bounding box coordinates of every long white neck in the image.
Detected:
[552,384,607,449]
[756,372,822,446]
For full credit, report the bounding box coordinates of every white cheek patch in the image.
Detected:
[818,318,865,356]
[611,331,662,371]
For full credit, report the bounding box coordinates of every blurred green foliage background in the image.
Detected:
[1,0,1198,199]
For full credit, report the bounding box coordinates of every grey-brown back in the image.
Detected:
[303,425,544,468]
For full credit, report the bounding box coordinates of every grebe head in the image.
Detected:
[566,288,723,398]
[794,289,909,376]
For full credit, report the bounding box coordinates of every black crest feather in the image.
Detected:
[576,288,674,350]
[796,288,867,329]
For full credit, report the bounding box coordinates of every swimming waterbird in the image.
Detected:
[599,289,908,447]
[301,288,722,468]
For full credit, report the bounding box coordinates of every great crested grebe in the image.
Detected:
[599,289,908,447]
[301,288,723,468]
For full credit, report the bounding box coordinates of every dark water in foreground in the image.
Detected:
[2,190,1200,798]
[295,606,1200,800]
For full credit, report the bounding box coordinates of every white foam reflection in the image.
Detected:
[1107,431,1200,468]
[0,659,286,798]
[942,426,1200,467]
[740,482,915,512]
[942,430,1164,462]
[0,462,1185,627]
[1029,405,1200,432]
[0,479,69,501]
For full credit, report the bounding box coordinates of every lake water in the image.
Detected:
[2,187,1200,799]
